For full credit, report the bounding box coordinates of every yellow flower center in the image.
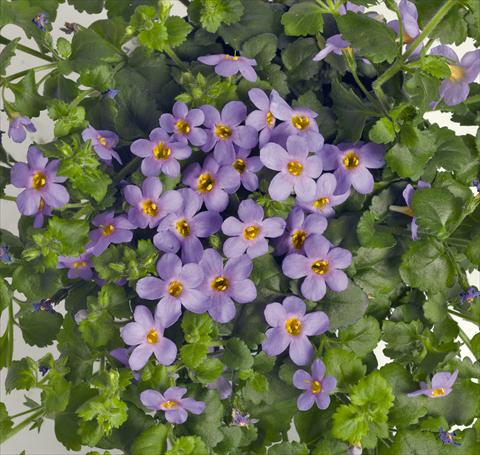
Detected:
[341,47,353,57]
[310,380,322,394]
[311,259,329,275]
[291,115,310,130]
[153,142,171,160]
[448,64,465,82]
[285,318,302,336]
[431,387,445,397]
[168,280,183,298]
[102,224,115,236]
[97,135,108,146]
[175,219,191,237]
[291,230,307,249]
[402,31,414,44]
[313,197,330,209]
[233,158,246,174]
[175,118,191,135]
[197,173,215,193]
[142,199,158,217]
[287,160,303,176]
[266,111,274,127]
[146,328,158,344]
[211,276,229,292]
[32,171,46,190]
[225,54,239,61]
[214,123,233,140]
[39,198,45,210]
[342,151,360,170]
[73,260,88,269]
[163,400,177,409]
[244,225,260,240]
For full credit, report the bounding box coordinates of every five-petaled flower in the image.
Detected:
[260,135,323,201]
[82,125,122,165]
[231,409,258,426]
[222,199,286,259]
[230,147,263,192]
[246,88,278,147]
[319,142,385,195]
[140,387,205,424]
[198,249,256,323]
[283,235,352,301]
[439,428,461,446]
[262,296,329,365]
[407,370,458,398]
[8,116,36,143]
[460,286,480,305]
[121,305,178,370]
[136,253,206,324]
[293,359,336,410]
[198,53,257,82]
[57,252,93,280]
[124,177,182,229]
[11,146,69,218]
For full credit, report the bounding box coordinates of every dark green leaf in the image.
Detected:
[338,316,381,357]
[224,337,254,370]
[19,310,63,347]
[131,424,169,455]
[281,2,324,37]
[5,357,37,393]
[0,37,19,75]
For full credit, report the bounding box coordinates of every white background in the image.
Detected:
[0,2,478,454]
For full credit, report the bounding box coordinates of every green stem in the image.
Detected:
[373,0,456,106]
[458,327,478,361]
[1,195,16,202]
[164,46,189,71]
[10,406,42,420]
[1,63,57,84]
[63,202,87,209]
[0,35,54,62]
[0,409,45,444]
[349,62,383,109]
[115,157,141,182]
[448,309,479,325]
[70,88,97,108]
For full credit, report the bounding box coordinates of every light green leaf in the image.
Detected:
[281,2,324,37]
[131,425,169,455]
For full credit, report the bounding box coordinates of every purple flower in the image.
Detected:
[430,46,480,106]
[124,177,182,229]
[388,0,422,56]
[262,296,329,365]
[460,286,480,305]
[246,88,277,147]
[131,128,191,177]
[207,375,232,400]
[87,211,135,256]
[32,13,48,31]
[32,199,53,229]
[293,359,336,410]
[270,92,324,151]
[198,249,256,323]
[110,347,141,381]
[103,88,118,98]
[348,445,363,455]
[221,199,286,259]
[283,235,352,301]
[201,102,258,165]
[297,173,350,217]
[159,101,207,147]
[57,252,93,280]
[231,147,263,192]
[473,179,480,192]
[0,245,12,263]
[154,188,222,263]
[274,207,327,256]
[313,34,351,61]
[231,409,258,426]
[319,142,385,194]
[11,146,69,216]
[81,125,122,165]
[33,299,54,313]
[39,365,49,376]
[120,305,178,370]
[407,370,458,398]
[439,428,461,446]
[338,2,365,14]
[402,180,431,240]
[182,156,240,212]
[136,253,206,324]
[8,116,36,143]
[198,53,257,82]
[140,387,205,424]
[260,136,323,201]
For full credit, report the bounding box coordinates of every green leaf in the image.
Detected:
[417,55,451,78]
[165,16,193,48]
[47,216,90,256]
[224,338,254,370]
[19,310,63,347]
[98,284,130,319]
[79,307,118,349]
[268,442,309,455]
[403,72,440,113]
[10,70,46,117]
[181,312,214,344]
[0,278,11,314]
[368,117,396,144]
[67,0,104,13]
[242,33,278,68]
[400,239,455,293]
[323,348,366,392]
[0,402,13,437]
[338,316,381,357]
[195,358,224,383]
[5,357,37,393]
[357,211,396,248]
[12,264,63,301]
[382,320,424,363]
[336,12,397,63]
[411,187,462,239]
[78,65,113,92]
[180,343,209,369]
[131,424,169,455]
[281,37,320,81]
[167,436,208,455]
[281,2,324,37]
[0,37,19,75]
[388,429,445,454]
[466,233,480,265]
[350,371,394,412]
[332,404,368,445]
[189,0,244,33]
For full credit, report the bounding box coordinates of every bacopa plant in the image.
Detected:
[1,1,479,454]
